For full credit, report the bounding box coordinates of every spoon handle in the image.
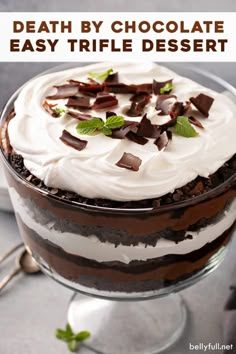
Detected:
[0,243,24,265]
[0,267,21,292]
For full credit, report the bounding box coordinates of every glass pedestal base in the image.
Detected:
[68,293,187,354]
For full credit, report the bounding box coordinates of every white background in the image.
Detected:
[0,12,234,62]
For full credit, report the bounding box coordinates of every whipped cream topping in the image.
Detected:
[8,62,236,201]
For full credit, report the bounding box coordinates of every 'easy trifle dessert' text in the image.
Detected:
[1,62,236,294]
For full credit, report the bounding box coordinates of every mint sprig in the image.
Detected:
[174,116,199,138]
[55,323,90,352]
[88,68,113,82]
[54,107,67,115]
[76,115,124,136]
[160,82,173,94]
[76,117,104,135]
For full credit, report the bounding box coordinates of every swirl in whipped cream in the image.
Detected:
[8,62,236,201]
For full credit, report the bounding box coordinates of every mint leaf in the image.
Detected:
[174,116,199,138]
[56,324,91,352]
[65,324,74,337]
[54,107,67,115]
[160,82,173,94]
[101,126,113,136]
[76,115,125,136]
[105,115,124,129]
[76,117,104,135]
[55,329,68,341]
[75,331,91,342]
[88,68,113,82]
[67,339,77,352]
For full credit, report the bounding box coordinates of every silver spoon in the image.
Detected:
[0,243,24,265]
[0,248,41,292]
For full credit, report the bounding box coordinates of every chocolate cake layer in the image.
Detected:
[6,190,234,246]
[17,215,235,293]
[4,165,236,246]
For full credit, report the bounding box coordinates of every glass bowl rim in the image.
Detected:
[0,62,236,215]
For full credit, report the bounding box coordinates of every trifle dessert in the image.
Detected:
[0,62,236,295]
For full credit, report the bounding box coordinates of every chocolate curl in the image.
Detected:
[66,96,91,110]
[190,93,214,117]
[116,152,142,171]
[153,79,173,95]
[46,84,79,99]
[126,92,151,117]
[60,130,87,151]
[93,94,118,110]
[155,94,177,116]
[137,114,161,139]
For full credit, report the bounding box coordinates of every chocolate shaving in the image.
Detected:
[135,83,153,93]
[116,152,142,171]
[60,130,87,151]
[137,114,161,139]
[110,120,139,139]
[190,93,214,117]
[111,125,135,139]
[104,83,137,94]
[126,92,151,117]
[97,91,111,96]
[79,84,104,97]
[124,120,139,128]
[93,94,118,110]
[169,101,184,118]
[155,94,177,115]
[42,101,60,117]
[68,111,91,121]
[46,84,79,100]
[66,96,91,110]
[129,92,149,102]
[188,116,204,129]
[106,111,117,118]
[154,131,170,150]
[183,101,192,115]
[126,131,148,145]
[153,79,173,95]
[88,77,99,85]
[68,80,90,87]
[105,72,119,83]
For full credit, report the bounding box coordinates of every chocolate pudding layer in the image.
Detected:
[17,214,235,293]
[1,62,236,295]
[5,168,236,293]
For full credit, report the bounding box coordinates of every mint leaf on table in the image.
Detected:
[88,68,113,81]
[56,328,69,341]
[55,323,90,352]
[65,323,74,337]
[160,82,174,94]
[68,339,78,352]
[174,116,199,138]
[75,331,91,341]
[76,115,125,136]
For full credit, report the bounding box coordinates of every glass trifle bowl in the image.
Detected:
[0,62,236,354]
